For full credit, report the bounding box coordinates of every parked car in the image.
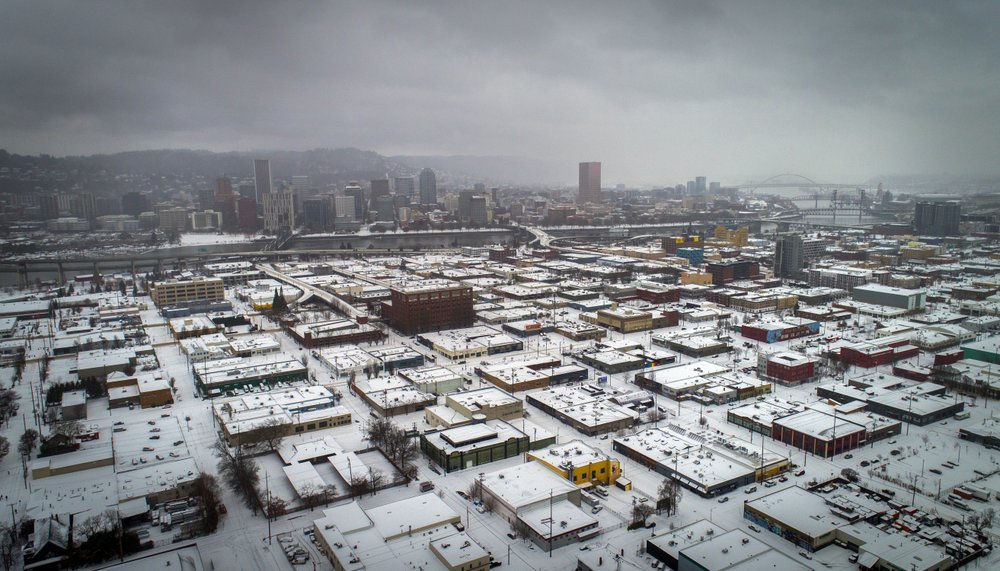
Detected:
[718,496,730,503]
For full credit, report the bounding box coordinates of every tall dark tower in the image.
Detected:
[419,168,437,207]
[253,159,272,203]
[578,162,601,203]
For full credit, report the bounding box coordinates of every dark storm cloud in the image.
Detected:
[2,0,998,183]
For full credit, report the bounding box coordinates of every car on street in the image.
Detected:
[718,496,730,503]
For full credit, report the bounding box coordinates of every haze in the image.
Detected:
[2,0,998,184]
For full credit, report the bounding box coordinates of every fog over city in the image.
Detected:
[2,1,999,183]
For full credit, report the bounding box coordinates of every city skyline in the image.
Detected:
[2,2,999,184]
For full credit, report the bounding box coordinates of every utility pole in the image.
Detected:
[549,488,553,558]
[265,471,272,544]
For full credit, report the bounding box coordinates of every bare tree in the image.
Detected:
[51,419,83,440]
[631,502,655,526]
[18,429,39,457]
[253,418,286,453]
[968,507,996,534]
[266,496,287,518]
[350,475,372,496]
[0,519,24,571]
[192,472,224,533]
[657,478,683,517]
[0,390,19,427]
[214,439,261,514]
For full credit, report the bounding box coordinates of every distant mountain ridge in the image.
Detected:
[0,147,564,188]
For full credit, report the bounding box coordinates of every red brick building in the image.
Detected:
[757,352,818,385]
[706,260,761,286]
[838,339,919,368]
[382,281,474,335]
[772,409,866,458]
[636,285,681,304]
[662,235,702,254]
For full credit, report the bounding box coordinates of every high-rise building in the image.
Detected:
[343,183,365,220]
[216,177,233,195]
[419,168,437,206]
[261,192,295,233]
[774,233,804,278]
[578,162,601,203]
[370,179,390,199]
[70,193,97,221]
[302,197,332,231]
[158,207,190,232]
[458,190,475,222]
[253,159,272,202]
[198,188,216,210]
[695,176,707,194]
[373,195,396,222]
[914,201,961,237]
[469,196,489,225]
[334,195,357,222]
[394,176,415,198]
[236,197,258,232]
[39,193,60,220]
[381,281,474,335]
[291,175,311,194]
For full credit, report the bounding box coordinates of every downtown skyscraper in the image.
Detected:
[578,161,601,203]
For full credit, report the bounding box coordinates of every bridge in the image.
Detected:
[736,173,868,193]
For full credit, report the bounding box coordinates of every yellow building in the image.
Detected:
[714,225,749,247]
[528,440,621,487]
[680,272,714,285]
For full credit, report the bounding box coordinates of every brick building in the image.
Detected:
[706,260,760,286]
[382,280,474,335]
[757,351,818,385]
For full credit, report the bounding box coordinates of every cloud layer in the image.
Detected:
[2,1,998,184]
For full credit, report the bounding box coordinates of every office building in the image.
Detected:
[381,280,474,335]
[851,284,926,312]
[343,183,365,219]
[394,176,415,198]
[236,197,257,232]
[373,194,396,222]
[253,159,272,202]
[216,176,233,195]
[469,195,488,225]
[369,178,390,200]
[261,191,295,233]
[69,193,97,221]
[150,277,225,307]
[419,168,437,206]
[302,197,331,231]
[695,176,707,194]
[578,161,601,203]
[158,207,189,232]
[774,233,804,278]
[914,200,960,236]
[706,260,761,286]
[39,193,60,219]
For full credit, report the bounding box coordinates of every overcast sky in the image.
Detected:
[2,1,998,184]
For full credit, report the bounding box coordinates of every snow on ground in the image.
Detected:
[178,233,260,246]
[3,279,1000,571]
